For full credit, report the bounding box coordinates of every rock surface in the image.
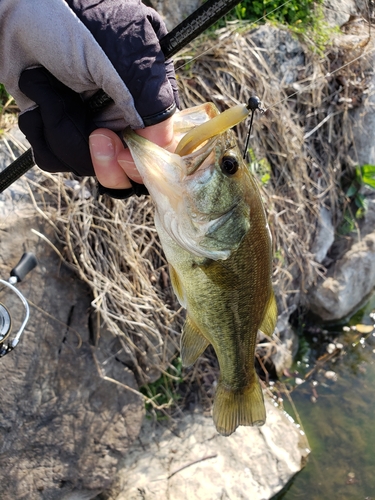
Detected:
[250,24,305,86]
[0,213,144,500]
[104,398,310,500]
[150,0,202,31]
[322,0,364,27]
[308,230,375,321]
[310,207,335,264]
[352,85,375,167]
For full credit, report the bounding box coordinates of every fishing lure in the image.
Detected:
[175,96,265,157]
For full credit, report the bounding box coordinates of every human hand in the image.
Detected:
[9,0,180,197]
[89,117,178,193]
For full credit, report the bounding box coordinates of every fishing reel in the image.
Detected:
[0,252,37,358]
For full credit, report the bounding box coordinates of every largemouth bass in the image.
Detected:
[123,103,277,436]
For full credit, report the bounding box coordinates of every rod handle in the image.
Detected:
[10,252,38,282]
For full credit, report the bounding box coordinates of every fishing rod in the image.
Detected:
[0,0,242,193]
[0,252,38,358]
[1,0,372,192]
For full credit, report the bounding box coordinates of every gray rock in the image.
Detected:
[105,398,310,500]
[0,215,144,500]
[250,25,305,85]
[151,0,202,31]
[322,0,359,27]
[308,232,375,321]
[310,207,335,264]
[351,83,375,167]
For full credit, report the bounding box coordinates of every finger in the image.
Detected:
[89,129,132,189]
[117,148,143,184]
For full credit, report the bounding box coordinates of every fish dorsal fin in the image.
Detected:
[259,290,278,337]
[169,264,186,308]
[181,317,210,367]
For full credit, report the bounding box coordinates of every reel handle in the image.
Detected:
[10,252,38,282]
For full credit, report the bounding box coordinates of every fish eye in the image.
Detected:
[220,155,239,176]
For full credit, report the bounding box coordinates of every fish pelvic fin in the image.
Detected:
[180,317,209,367]
[259,289,278,337]
[212,376,266,437]
[169,264,186,308]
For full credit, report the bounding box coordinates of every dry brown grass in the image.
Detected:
[0,96,18,134]
[25,21,375,404]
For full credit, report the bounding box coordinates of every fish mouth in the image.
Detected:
[183,137,218,176]
[123,127,184,201]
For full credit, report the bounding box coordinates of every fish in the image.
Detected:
[123,103,277,436]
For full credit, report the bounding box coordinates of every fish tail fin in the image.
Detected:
[212,376,266,436]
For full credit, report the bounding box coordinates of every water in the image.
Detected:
[272,293,375,500]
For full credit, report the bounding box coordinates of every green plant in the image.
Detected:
[235,0,321,25]
[247,148,271,185]
[0,83,11,111]
[346,164,375,218]
[338,164,375,234]
[140,356,184,419]
[209,0,334,56]
[213,0,324,28]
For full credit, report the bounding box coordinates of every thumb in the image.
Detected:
[89,129,133,189]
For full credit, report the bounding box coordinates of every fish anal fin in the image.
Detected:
[181,317,209,367]
[259,289,278,337]
[169,264,186,308]
[212,376,266,437]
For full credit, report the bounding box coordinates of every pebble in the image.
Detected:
[326,343,336,354]
[295,377,304,385]
[324,370,338,381]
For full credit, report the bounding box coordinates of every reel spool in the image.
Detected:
[0,303,11,344]
[0,252,37,358]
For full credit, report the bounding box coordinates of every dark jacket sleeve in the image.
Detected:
[66,0,179,126]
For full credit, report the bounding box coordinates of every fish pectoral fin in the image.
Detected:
[212,376,266,437]
[180,317,209,367]
[199,260,238,290]
[169,264,186,308]
[258,290,278,337]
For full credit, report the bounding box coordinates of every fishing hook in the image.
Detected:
[243,96,265,160]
